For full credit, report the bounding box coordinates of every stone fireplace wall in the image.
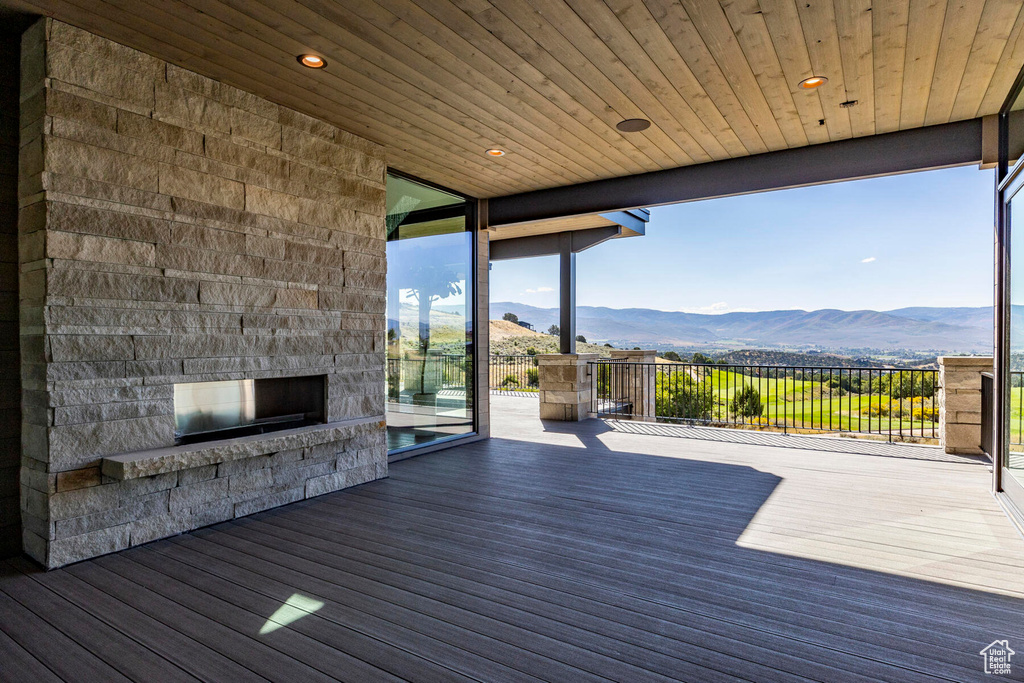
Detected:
[19,19,388,568]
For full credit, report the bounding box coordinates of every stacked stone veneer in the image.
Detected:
[538,353,598,421]
[938,356,993,456]
[0,25,21,558]
[18,19,388,568]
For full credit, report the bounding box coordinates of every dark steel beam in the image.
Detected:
[489,118,985,226]
[559,233,576,355]
[599,209,648,235]
[489,225,621,261]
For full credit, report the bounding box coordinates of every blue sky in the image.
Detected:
[490,165,995,313]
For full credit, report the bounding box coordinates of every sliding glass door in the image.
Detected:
[385,173,475,453]
[998,82,1024,515]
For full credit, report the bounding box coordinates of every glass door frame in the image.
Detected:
[384,169,483,461]
[995,67,1024,518]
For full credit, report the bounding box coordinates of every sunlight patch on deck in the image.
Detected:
[259,593,325,635]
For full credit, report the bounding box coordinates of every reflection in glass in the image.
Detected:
[385,174,474,451]
[1010,198,1024,488]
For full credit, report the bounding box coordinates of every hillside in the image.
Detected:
[491,302,1000,354]
[488,321,613,357]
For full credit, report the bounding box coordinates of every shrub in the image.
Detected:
[526,368,539,387]
[525,346,538,356]
[732,385,763,418]
[655,372,713,421]
[547,325,560,336]
[501,374,520,388]
[576,335,587,343]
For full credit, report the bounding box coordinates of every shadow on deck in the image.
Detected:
[0,395,1022,681]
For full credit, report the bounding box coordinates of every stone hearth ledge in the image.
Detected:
[101,416,385,480]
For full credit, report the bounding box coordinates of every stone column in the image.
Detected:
[938,356,993,455]
[538,353,598,421]
[609,350,658,420]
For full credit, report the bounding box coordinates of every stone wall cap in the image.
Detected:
[536,353,600,360]
[938,356,994,366]
[102,415,384,480]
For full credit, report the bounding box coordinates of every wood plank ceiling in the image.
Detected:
[6,0,1024,198]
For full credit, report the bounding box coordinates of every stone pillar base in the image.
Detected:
[537,353,598,421]
[938,356,992,455]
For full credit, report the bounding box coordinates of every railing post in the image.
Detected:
[609,350,657,420]
[537,353,598,421]
[938,356,994,455]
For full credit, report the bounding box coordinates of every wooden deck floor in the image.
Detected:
[2,395,1024,682]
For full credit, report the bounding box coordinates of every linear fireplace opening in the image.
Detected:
[174,375,326,445]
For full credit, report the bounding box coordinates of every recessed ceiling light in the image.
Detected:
[297,54,327,68]
[616,118,651,133]
[799,76,828,89]
[485,148,506,157]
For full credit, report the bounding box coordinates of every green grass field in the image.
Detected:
[620,367,939,439]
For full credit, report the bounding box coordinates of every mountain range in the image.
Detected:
[489,302,1001,354]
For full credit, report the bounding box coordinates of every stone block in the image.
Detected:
[48,523,129,568]
[154,81,231,134]
[50,483,119,520]
[228,468,274,495]
[169,223,245,253]
[46,44,155,110]
[540,402,578,421]
[233,486,303,517]
[117,110,204,155]
[120,471,178,497]
[199,281,276,307]
[46,88,117,131]
[178,464,217,486]
[47,201,172,244]
[305,471,347,499]
[46,136,160,192]
[49,415,174,471]
[56,467,102,492]
[274,288,318,310]
[157,243,262,278]
[50,335,136,362]
[231,107,281,149]
[158,165,244,210]
[245,234,285,260]
[169,477,229,513]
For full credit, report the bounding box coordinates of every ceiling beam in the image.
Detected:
[489,226,622,261]
[488,118,985,227]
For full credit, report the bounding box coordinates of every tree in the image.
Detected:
[502,312,519,324]
[691,352,714,364]
[547,324,560,336]
[576,334,587,343]
[662,351,681,362]
[656,372,713,421]
[603,343,614,348]
[732,385,764,418]
[406,261,463,398]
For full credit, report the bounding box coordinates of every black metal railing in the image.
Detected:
[590,361,940,441]
[489,354,540,392]
[387,354,469,401]
[982,372,994,457]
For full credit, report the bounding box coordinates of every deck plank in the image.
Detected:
[0,394,1022,682]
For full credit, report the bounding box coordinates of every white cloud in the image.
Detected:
[677,302,733,314]
[861,256,876,263]
[524,286,555,294]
